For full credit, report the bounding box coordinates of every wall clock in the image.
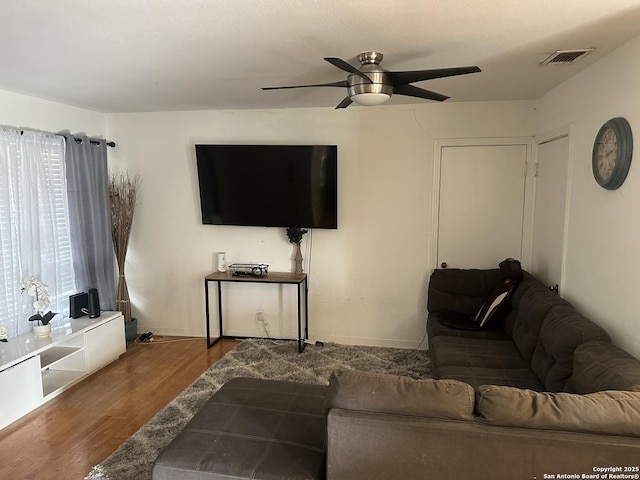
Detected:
[592,117,633,190]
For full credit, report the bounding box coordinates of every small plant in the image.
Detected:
[21,277,57,325]
[286,226,308,245]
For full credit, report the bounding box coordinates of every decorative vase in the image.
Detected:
[32,324,51,338]
[294,242,303,274]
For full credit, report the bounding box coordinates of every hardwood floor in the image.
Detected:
[0,337,239,480]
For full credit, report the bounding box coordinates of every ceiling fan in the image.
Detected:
[262,51,481,109]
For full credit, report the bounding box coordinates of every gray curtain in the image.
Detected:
[64,133,115,311]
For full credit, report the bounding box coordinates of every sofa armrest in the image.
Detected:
[327,370,475,420]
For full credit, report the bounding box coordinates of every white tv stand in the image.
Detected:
[0,311,126,430]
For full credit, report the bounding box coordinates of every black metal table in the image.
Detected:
[204,271,309,353]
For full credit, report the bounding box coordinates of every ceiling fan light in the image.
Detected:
[351,93,390,106]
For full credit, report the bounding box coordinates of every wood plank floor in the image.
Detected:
[0,337,240,480]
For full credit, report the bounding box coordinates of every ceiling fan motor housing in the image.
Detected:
[348,52,393,97]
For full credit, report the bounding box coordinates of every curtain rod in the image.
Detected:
[17,128,116,148]
[73,137,116,148]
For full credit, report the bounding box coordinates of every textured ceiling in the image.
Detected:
[1,0,640,113]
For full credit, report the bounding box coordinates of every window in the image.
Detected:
[0,128,76,339]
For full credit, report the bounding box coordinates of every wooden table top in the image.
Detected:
[205,271,307,284]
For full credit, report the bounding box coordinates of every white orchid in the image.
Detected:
[20,276,56,326]
[33,298,50,312]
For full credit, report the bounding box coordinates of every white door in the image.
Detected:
[530,135,570,290]
[436,144,528,269]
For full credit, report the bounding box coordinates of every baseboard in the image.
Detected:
[308,333,428,350]
[144,325,428,350]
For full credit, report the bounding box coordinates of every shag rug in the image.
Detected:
[85,338,431,480]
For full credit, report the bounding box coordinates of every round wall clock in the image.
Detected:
[592,117,633,190]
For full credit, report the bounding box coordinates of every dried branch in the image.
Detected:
[109,171,140,323]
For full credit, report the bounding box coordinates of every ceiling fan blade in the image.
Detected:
[335,97,353,109]
[262,80,348,90]
[394,84,450,102]
[388,66,481,86]
[324,57,373,84]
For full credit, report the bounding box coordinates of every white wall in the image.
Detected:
[535,33,640,358]
[106,101,534,347]
[0,89,105,135]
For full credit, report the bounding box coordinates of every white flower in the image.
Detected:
[21,276,52,314]
[33,299,50,312]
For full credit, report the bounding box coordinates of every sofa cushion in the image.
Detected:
[427,313,512,341]
[430,336,529,370]
[508,282,571,362]
[568,341,640,393]
[433,365,544,391]
[476,385,640,437]
[437,311,482,331]
[500,272,539,337]
[531,305,610,392]
[327,370,474,421]
[427,268,507,316]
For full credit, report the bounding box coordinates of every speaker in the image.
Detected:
[69,292,88,318]
[217,252,227,272]
[88,288,101,318]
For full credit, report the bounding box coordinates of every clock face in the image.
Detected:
[592,117,633,190]
[595,127,618,182]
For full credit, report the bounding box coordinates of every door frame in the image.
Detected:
[431,137,535,272]
[532,124,574,296]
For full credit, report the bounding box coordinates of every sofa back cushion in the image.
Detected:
[506,281,571,362]
[327,370,475,421]
[531,306,611,392]
[568,341,640,393]
[476,385,640,437]
[427,268,506,317]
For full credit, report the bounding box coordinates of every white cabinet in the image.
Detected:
[0,356,42,429]
[0,311,125,430]
[85,315,126,372]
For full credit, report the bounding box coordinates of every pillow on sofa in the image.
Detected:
[437,280,516,331]
[476,384,640,437]
[569,341,640,393]
[327,370,475,420]
[474,280,516,328]
[498,257,523,282]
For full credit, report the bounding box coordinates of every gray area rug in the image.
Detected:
[85,338,431,480]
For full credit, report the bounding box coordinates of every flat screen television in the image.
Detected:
[195,144,338,228]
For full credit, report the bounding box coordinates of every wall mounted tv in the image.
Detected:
[195,144,338,229]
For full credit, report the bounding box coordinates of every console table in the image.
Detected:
[204,271,309,352]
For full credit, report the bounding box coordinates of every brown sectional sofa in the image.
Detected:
[326,268,640,479]
[427,268,610,391]
[154,267,640,479]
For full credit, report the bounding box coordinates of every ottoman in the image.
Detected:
[152,377,328,480]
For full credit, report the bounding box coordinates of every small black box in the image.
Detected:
[69,292,88,318]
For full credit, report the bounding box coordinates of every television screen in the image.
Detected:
[195,144,337,229]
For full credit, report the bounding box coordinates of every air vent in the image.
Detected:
[541,49,594,66]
